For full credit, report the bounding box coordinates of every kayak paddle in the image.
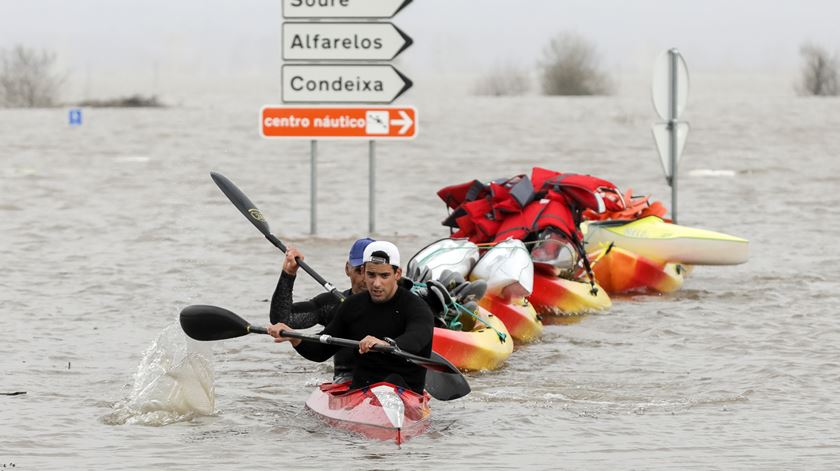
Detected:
[179,305,471,401]
[210,171,344,301]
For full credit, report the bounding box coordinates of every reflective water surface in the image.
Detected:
[3,79,840,469]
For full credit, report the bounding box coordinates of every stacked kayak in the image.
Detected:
[478,295,542,343]
[582,216,749,266]
[407,239,521,372]
[528,271,612,315]
[432,307,513,371]
[469,239,544,342]
[305,382,430,445]
[582,216,747,294]
[587,245,686,294]
[407,238,551,370]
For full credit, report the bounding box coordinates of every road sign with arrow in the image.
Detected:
[261,106,416,139]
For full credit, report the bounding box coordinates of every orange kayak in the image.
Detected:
[590,246,686,294]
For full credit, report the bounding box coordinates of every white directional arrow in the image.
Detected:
[283,22,413,61]
[283,0,412,19]
[390,110,413,134]
[282,64,412,104]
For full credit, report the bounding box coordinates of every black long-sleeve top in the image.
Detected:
[293,286,434,394]
[270,271,354,380]
[270,271,344,327]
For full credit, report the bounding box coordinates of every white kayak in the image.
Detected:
[408,238,480,280]
[469,239,534,298]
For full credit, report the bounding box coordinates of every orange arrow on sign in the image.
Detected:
[261,106,417,139]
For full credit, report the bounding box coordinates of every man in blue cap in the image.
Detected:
[270,237,375,383]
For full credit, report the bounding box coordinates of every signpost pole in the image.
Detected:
[369,140,376,233]
[669,49,679,224]
[651,48,688,225]
[310,140,317,235]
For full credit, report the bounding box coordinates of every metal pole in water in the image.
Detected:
[310,140,317,235]
[669,49,679,224]
[369,140,376,234]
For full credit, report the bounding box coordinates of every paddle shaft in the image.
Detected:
[279,330,455,372]
[264,233,344,301]
[242,325,448,372]
[282,330,395,355]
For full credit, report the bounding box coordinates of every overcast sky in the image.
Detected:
[2,0,838,100]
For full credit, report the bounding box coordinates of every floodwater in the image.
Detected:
[2,76,840,469]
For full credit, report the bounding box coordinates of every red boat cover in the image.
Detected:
[581,188,669,222]
[437,167,625,244]
[437,167,628,294]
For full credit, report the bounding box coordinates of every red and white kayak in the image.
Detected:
[528,271,612,315]
[305,382,431,445]
[478,294,543,343]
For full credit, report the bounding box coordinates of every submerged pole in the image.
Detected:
[369,140,376,234]
[310,140,317,235]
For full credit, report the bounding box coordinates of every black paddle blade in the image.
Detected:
[180,304,254,341]
[210,172,272,237]
[425,356,470,401]
[425,371,470,401]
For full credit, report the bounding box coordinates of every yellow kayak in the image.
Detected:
[528,273,612,316]
[582,216,748,265]
[432,307,513,372]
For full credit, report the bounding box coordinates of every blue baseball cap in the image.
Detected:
[348,238,376,267]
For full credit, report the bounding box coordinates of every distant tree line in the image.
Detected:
[0,44,164,108]
[2,41,838,106]
[474,33,839,98]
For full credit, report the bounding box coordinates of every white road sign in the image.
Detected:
[283,22,413,61]
[283,0,413,19]
[282,64,413,103]
[651,122,690,178]
[652,49,689,121]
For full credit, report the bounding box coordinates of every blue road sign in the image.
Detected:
[69,108,83,126]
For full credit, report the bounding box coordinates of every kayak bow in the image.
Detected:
[305,381,431,445]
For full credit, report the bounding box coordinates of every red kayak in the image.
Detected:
[305,382,431,445]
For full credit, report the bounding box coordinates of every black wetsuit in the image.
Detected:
[270,271,355,381]
[293,287,434,394]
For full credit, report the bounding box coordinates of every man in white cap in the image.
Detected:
[268,240,434,394]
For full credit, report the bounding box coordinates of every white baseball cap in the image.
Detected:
[363,241,401,267]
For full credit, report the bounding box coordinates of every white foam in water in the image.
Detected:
[112,156,151,163]
[103,324,215,426]
[689,169,737,177]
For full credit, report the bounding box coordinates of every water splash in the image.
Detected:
[103,323,215,426]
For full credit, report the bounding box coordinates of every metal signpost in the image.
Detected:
[651,48,689,224]
[271,0,415,235]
